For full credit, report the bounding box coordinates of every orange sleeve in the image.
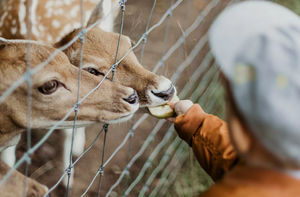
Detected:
[174,104,238,181]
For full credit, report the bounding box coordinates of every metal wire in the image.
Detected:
[139,0,157,64]
[110,1,235,193]
[0,0,177,185]
[64,0,86,195]
[46,127,105,195]
[152,0,220,73]
[0,0,236,196]
[138,137,183,197]
[122,61,219,196]
[0,4,121,106]
[149,79,222,196]
[105,120,167,197]
[23,0,33,196]
[105,51,215,196]
[105,0,224,194]
[96,124,109,197]
[149,143,188,197]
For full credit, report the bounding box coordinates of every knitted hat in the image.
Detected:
[209,1,300,165]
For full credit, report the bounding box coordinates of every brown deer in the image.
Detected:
[0,0,176,187]
[0,39,140,196]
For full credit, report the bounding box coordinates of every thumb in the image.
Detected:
[174,100,193,115]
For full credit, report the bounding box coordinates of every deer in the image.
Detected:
[0,0,176,187]
[0,160,49,197]
[0,38,140,196]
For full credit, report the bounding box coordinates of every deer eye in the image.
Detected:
[38,80,59,95]
[83,67,105,76]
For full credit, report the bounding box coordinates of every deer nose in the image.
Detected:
[151,85,175,101]
[123,90,139,105]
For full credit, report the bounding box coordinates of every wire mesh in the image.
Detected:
[0,0,239,196]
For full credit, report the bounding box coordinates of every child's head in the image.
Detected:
[209,1,300,168]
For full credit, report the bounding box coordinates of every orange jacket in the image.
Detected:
[174,104,300,196]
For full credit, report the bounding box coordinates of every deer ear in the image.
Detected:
[86,0,120,32]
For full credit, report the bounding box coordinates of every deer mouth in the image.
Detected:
[137,76,176,108]
[145,84,177,108]
[150,84,175,102]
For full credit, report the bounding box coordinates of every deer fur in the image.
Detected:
[0,160,48,197]
[0,0,118,42]
[0,39,140,195]
[0,39,140,145]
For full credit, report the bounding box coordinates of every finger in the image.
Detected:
[174,100,193,115]
[169,102,177,109]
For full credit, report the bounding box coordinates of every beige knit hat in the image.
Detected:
[209,1,300,165]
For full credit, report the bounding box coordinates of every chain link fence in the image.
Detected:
[0,0,241,196]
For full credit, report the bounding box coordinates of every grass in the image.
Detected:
[274,0,300,15]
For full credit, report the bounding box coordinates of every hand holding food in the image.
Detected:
[148,96,180,118]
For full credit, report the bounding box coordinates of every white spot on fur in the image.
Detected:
[12,19,16,25]
[63,0,72,6]
[39,25,45,32]
[47,34,53,42]
[0,12,8,27]
[45,1,54,18]
[73,22,81,29]
[99,0,114,32]
[52,20,60,28]
[54,0,63,7]
[70,5,80,18]
[11,27,17,34]
[54,8,64,15]
[18,0,27,35]
[31,0,39,36]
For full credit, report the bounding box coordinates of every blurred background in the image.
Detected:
[8,0,300,196]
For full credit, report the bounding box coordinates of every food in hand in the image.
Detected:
[148,96,180,118]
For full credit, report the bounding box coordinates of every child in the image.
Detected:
[170,1,300,196]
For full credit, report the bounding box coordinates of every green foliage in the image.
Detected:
[274,0,300,15]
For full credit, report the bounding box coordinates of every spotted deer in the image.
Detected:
[0,0,176,187]
[0,38,140,196]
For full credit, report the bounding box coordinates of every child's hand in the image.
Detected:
[167,100,194,122]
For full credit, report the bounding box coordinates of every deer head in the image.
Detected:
[0,0,176,107]
[0,39,139,146]
[55,0,176,108]
[55,28,175,107]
